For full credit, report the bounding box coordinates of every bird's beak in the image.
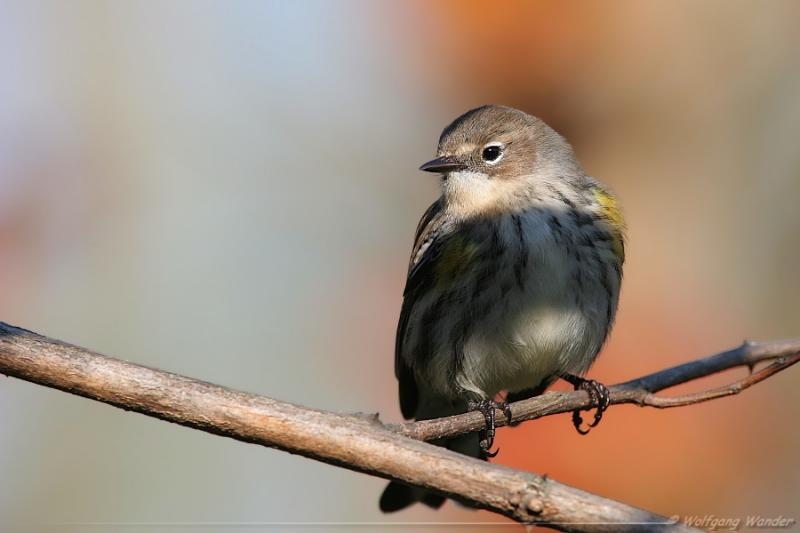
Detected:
[419,155,467,173]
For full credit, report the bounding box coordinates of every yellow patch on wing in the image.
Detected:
[592,187,626,262]
[435,235,479,285]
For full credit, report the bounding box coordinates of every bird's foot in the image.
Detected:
[467,399,512,457]
[561,374,610,435]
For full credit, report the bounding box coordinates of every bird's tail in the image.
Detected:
[379,400,482,513]
[379,480,446,512]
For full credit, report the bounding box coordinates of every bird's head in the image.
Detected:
[420,105,583,216]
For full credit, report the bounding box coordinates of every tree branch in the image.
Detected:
[1,322,795,531]
[395,339,800,441]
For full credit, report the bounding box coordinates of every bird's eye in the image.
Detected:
[482,144,503,164]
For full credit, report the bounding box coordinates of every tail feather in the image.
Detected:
[379,482,445,512]
[379,432,482,513]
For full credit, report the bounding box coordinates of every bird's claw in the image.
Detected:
[563,375,610,435]
[468,399,512,457]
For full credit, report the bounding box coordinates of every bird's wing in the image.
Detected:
[395,199,446,419]
[404,199,447,295]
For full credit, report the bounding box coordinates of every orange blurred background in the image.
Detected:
[0,1,798,531]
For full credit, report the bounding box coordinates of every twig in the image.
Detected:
[2,322,795,531]
[396,339,800,441]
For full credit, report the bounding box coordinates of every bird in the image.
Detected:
[379,105,625,513]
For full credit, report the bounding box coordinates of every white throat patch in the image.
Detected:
[442,169,527,218]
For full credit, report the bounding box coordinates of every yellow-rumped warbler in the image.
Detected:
[380,105,625,512]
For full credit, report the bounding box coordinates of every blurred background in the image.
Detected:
[1,0,798,531]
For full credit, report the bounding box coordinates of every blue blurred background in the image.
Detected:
[1,1,798,530]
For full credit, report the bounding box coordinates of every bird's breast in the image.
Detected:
[445,205,619,399]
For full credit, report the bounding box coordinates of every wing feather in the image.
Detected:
[395,200,445,419]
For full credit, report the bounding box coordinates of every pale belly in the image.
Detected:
[457,299,604,398]
[424,222,613,400]
[413,206,620,403]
